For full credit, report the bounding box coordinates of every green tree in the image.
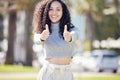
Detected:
[70,0,120,50]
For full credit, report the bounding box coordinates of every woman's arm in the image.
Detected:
[34,24,50,43]
[34,33,44,43]
[70,27,79,42]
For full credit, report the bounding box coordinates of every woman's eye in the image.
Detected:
[57,8,61,11]
[49,9,53,11]
[57,9,60,11]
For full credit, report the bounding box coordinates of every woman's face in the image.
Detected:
[48,1,63,24]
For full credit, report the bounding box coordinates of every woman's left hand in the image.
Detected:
[63,25,72,42]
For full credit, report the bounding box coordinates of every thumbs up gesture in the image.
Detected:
[40,24,50,40]
[63,25,72,42]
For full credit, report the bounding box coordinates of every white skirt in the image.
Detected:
[37,62,73,80]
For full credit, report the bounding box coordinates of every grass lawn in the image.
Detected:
[0,64,39,73]
[1,77,120,80]
[76,76,120,80]
[0,78,36,80]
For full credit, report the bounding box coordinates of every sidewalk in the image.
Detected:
[0,71,118,79]
[0,72,37,79]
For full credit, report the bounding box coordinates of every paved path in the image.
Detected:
[0,73,37,79]
[0,72,119,79]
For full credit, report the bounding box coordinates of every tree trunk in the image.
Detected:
[14,11,26,65]
[86,11,95,51]
[5,10,16,64]
[0,14,4,51]
[25,10,33,66]
[114,0,120,39]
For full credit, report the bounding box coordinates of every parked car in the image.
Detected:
[80,50,119,73]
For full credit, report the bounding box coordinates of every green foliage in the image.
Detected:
[86,0,119,40]
[84,40,91,51]
[94,15,118,40]
[72,0,119,40]
[94,0,105,14]
[70,0,120,51]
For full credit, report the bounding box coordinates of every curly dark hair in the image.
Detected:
[32,0,74,37]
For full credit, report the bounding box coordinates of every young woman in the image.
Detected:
[32,0,79,80]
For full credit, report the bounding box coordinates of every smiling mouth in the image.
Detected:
[51,16,58,18]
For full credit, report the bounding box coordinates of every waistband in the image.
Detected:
[44,62,71,72]
[49,63,70,68]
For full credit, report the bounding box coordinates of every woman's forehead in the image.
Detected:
[50,1,62,8]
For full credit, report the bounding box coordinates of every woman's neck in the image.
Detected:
[51,22,59,27]
[51,22,59,31]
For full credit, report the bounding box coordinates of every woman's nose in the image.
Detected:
[52,10,57,15]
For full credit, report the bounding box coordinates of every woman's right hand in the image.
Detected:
[40,24,50,40]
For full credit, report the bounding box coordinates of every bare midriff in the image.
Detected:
[46,57,72,65]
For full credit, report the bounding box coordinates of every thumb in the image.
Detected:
[64,25,68,32]
[45,24,49,31]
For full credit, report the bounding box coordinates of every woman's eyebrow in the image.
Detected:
[50,6,61,8]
